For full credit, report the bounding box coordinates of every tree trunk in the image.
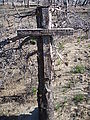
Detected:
[27,0,29,7]
[2,0,4,5]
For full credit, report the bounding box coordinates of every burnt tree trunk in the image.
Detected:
[27,0,29,7]
[2,0,4,5]
[36,6,54,120]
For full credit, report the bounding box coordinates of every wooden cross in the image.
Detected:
[17,2,73,120]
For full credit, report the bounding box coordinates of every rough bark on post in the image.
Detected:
[36,6,54,120]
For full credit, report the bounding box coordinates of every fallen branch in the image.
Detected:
[0,35,28,48]
[14,9,36,18]
[26,50,37,61]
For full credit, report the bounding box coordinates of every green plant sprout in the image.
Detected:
[32,87,37,95]
[73,94,84,103]
[71,65,85,74]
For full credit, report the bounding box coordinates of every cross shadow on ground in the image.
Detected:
[0,108,39,120]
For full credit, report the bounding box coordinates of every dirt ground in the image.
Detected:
[0,4,90,120]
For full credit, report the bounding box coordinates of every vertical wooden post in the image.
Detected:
[36,6,54,120]
[27,0,29,7]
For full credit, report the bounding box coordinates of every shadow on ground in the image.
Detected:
[0,108,38,120]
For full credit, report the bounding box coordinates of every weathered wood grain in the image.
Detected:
[36,6,54,120]
[17,28,74,36]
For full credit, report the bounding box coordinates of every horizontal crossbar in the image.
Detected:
[17,28,74,37]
